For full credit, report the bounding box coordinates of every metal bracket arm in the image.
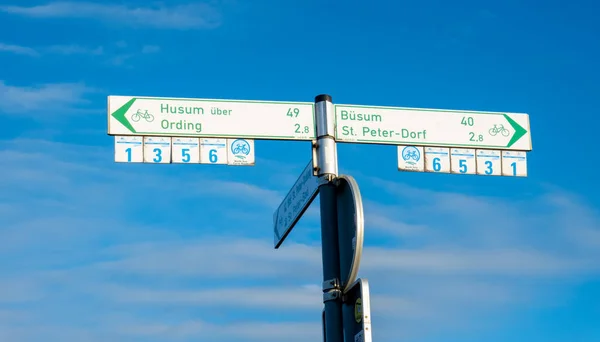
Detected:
[322,278,340,291]
[323,289,341,303]
[314,94,338,177]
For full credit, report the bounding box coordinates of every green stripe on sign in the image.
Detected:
[504,114,528,148]
[111,98,137,133]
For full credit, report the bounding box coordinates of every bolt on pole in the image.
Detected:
[314,94,344,342]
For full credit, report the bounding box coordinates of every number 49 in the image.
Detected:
[286,108,300,117]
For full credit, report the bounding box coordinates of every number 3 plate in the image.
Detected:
[476,150,501,176]
[143,136,171,163]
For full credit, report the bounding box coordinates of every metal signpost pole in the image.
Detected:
[314,94,344,342]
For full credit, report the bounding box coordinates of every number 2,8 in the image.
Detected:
[294,124,310,134]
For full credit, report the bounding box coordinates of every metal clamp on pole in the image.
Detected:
[315,94,344,342]
[323,289,341,302]
[323,278,340,291]
[323,277,341,303]
[314,94,338,179]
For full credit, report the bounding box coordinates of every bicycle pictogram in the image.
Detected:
[488,124,510,137]
[131,109,154,123]
[232,139,250,155]
[401,146,421,163]
[403,150,419,161]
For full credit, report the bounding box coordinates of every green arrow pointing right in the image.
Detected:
[504,114,527,148]
[111,98,137,133]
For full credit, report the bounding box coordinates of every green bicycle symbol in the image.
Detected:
[489,124,510,137]
[131,109,154,123]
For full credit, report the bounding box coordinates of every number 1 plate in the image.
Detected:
[502,151,527,177]
[115,136,143,163]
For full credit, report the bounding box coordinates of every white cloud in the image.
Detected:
[0,41,161,69]
[193,179,285,207]
[0,43,39,56]
[100,284,322,310]
[141,45,160,54]
[46,44,104,55]
[212,321,320,342]
[107,53,134,66]
[0,138,599,341]
[0,2,222,29]
[364,200,431,238]
[111,320,321,342]
[0,80,95,115]
[363,247,597,276]
[0,278,45,303]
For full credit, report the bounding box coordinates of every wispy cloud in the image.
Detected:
[0,80,96,115]
[0,43,39,56]
[46,44,104,55]
[0,41,161,68]
[0,2,222,29]
[0,137,599,341]
[141,45,160,54]
[101,284,322,310]
[0,278,45,303]
[111,320,321,342]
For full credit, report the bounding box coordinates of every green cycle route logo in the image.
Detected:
[131,109,154,123]
[488,123,510,137]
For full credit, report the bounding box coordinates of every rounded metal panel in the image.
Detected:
[336,174,364,293]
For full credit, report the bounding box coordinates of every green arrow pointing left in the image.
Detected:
[504,114,527,148]
[111,98,137,133]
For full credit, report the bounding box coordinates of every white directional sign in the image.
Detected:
[274,159,320,248]
[450,148,476,175]
[143,136,171,163]
[114,136,143,163]
[424,147,450,173]
[335,104,532,151]
[502,151,528,177]
[108,96,315,140]
[227,138,255,166]
[172,138,200,164]
[200,138,227,164]
[397,145,425,172]
[476,149,501,176]
[398,146,528,177]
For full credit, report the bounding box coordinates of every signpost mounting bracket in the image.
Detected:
[323,289,341,303]
[312,139,319,176]
[314,94,338,177]
[323,278,340,291]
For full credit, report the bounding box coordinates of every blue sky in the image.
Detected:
[0,0,599,341]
